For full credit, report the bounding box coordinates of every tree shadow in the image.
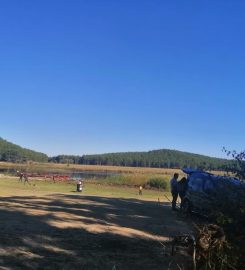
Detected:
[0,194,192,269]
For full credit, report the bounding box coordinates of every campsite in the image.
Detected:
[0,170,192,270]
[1,160,244,269]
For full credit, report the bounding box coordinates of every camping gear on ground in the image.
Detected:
[181,168,244,216]
[76,180,82,192]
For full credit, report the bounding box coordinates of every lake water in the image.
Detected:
[69,170,119,180]
[0,168,119,180]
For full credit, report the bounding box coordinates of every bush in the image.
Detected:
[146,177,170,191]
[96,174,171,190]
[103,175,131,185]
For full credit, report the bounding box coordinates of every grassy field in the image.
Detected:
[0,161,181,193]
[0,161,226,194]
[0,176,170,202]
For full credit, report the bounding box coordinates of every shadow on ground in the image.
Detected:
[0,194,192,270]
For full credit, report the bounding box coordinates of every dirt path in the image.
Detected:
[0,194,192,269]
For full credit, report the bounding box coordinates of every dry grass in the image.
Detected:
[0,161,225,177]
[0,161,183,175]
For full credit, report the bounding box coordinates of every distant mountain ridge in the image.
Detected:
[0,137,48,162]
[50,149,230,170]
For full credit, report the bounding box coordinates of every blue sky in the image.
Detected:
[1,1,244,157]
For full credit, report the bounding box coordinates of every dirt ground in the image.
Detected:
[0,194,192,270]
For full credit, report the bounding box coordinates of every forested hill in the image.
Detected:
[0,136,230,170]
[80,150,230,170]
[0,137,48,162]
[50,149,230,170]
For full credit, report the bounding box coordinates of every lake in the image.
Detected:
[0,168,119,180]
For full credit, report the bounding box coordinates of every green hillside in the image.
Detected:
[0,137,48,163]
[50,149,230,171]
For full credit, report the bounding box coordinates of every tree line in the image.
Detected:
[49,149,231,170]
[0,136,232,171]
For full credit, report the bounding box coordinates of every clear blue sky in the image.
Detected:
[1,1,244,157]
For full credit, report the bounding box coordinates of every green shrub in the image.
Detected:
[93,174,171,191]
[146,177,170,191]
[104,175,130,185]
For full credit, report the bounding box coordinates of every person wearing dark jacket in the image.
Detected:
[170,173,179,210]
[178,177,188,209]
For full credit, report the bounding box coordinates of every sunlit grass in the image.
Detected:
[0,177,170,201]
